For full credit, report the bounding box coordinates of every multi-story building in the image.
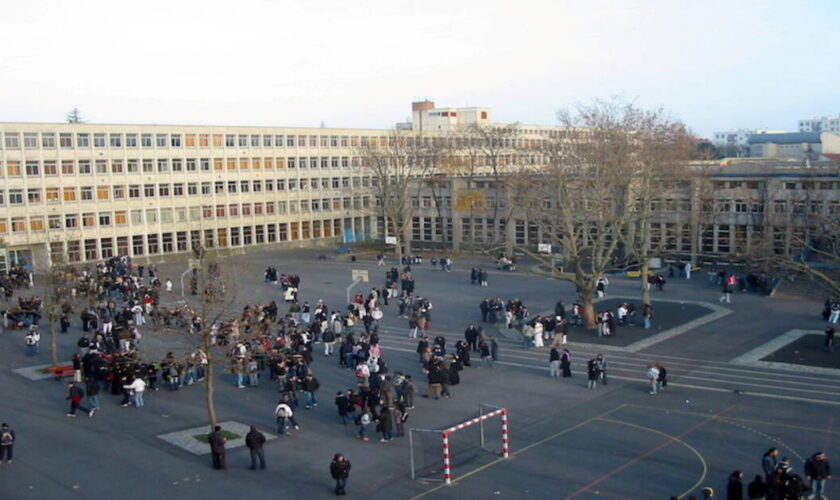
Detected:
[0,123,382,270]
[798,114,840,134]
[711,128,784,157]
[406,100,492,132]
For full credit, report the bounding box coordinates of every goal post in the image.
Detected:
[409,404,509,485]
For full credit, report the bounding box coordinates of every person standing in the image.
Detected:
[746,475,766,499]
[642,303,653,330]
[207,426,227,470]
[646,363,660,394]
[726,470,743,500]
[245,425,267,470]
[657,364,668,393]
[561,349,572,378]
[804,451,831,499]
[66,382,95,417]
[330,453,351,496]
[762,448,779,481]
[275,400,299,435]
[825,326,835,352]
[720,276,733,303]
[303,374,320,409]
[586,358,599,389]
[124,376,146,407]
[24,329,39,356]
[0,423,14,464]
[549,346,560,377]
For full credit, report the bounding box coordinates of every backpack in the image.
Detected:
[355,367,366,378]
[1,431,13,445]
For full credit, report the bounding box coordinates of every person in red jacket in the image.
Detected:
[65,382,95,417]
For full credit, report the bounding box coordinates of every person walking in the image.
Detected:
[275,400,299,435]
[825,326,835,352]
[24,329,39,356]
[549,346,560,377]
[726,470,743,500]
[0,423,14,464]
[642,303,653,330]
[245,425,267,470]
[303,374,320,409]
[207,425,227,470]
[586,358,599,389]
[356,408,372,440]
[720,277,733,303]
[804,451,831,499]
[657,364,668,393]
[85,378,100,411]
[646,363,660,394]
[66,382,95,417]
[330,453,351,496]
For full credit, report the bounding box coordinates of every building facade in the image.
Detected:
[0,123,383,270]
[798,114,840,134]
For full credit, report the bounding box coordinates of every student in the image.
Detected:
[330,453,351,496]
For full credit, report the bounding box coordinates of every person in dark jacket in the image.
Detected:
[330,453,351,495]
[561,349,572,378]
[245,425,266,470]
[207,425,226,470]
[0,423,14,464]
[804,451,831,498]
[335,391,353,425]
[377,407,393,442]
[762,448,779,480]
[726,470,743,500]
[746,475,766,499]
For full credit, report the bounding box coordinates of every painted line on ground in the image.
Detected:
[730,329,840,376]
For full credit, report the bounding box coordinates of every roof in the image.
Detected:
[748,132,822,145]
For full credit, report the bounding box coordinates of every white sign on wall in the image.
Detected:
[385,236,398,245]
[538,243,552,254]
[352,269,369,282]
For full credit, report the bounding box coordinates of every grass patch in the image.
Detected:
[193,430,240,443]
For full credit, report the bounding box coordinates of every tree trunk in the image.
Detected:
[50,316,58,367]
[206,357,218,428]
[640,258,651,305]
[580,292,597,330]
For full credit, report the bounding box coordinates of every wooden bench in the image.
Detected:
[47,365,75,380]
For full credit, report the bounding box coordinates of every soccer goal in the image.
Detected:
[409,404,509,484]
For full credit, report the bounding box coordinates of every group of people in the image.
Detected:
[718,448,833,499]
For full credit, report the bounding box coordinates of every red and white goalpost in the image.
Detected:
[410,404,509,484]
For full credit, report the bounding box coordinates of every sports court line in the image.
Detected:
[405,404,629,500]
[618,404,840,435]
[561,404,738,500]
[595,418,708,500]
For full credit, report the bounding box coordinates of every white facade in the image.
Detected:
[712,129,784,157]
[799,115,840,134]
[409,100,492,131]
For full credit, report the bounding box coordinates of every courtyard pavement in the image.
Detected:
[0,247,837,499]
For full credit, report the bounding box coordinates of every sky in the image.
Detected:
[1,0,838,138]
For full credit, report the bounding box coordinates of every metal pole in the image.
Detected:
[479,405,485,451]
[442,432,451,485]
[346,278,361,305]
[409,430,415,480]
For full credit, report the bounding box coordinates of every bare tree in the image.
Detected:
[358,130,433,261]
[66,108,85,124]
[509,99,647,328]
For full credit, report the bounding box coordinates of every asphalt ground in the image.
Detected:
[0,247,837,499]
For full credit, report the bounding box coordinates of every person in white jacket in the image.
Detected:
[124,377,147,407]
[646,364,660,395]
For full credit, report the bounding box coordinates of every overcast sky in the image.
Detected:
[1,0,838,137]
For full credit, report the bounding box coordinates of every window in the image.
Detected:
[734,200,748,213]
[12,217,26,232]
[188,183,198,195]
[42,133,56,148]
[25,161,40,176]
[173,183,184,196]
[6,161,21,176]
[82,213,95,227]
[46,187,60,203]
[96,186,109,200]
[172,159,182,172]
[99,212,112,226]
[27,188,42,203]
[63,187,77,202]
[110,133,122,147]
[160,208,172,223]
[129,185,140,198]
[240,180,250,192]
[170,134,181,147]
[65,214,78,228]
[96,160,107,174]
[59,133,73,148]
[131,210,143,224]
[78,160,91,174]
[156,134,167,147]
[230,204,240,216]
[111,160,123,173]
[199,134,210,147]
[251,134,260,147]
[225,134,235,147]
[263,135,273,147]
[185,134,196,147]
[77,133,90,148]
[113,185,125,199]
[785,182,797,190]
[24,133,39,149]
[287,135,295,147]
[81,186,93,201]
[143,159,153,172]
[158,184,170,197]
[141,134,152,148]
[126,134,137,147]
[146,209,158,223]
[48,215,61,229]
[200,158,210,171]
[238,134,248,147]
[4,132,20,149]
[127,159,138,173]
[157,159,168,172]
[61,160,75,175]
[93,133,106,148]
[144,184,155,197]
[186,159,196,171]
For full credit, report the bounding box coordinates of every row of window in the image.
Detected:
[0,156,363,177]
[713,180,840,190]
[1,132,389,150]
[0,197,371,234]
[713,199,840,215]
[47,219,348,262]
[0,177,372,205]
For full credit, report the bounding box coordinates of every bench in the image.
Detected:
[48,365,75,380]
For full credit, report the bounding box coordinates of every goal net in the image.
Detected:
[409,404,509,484]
